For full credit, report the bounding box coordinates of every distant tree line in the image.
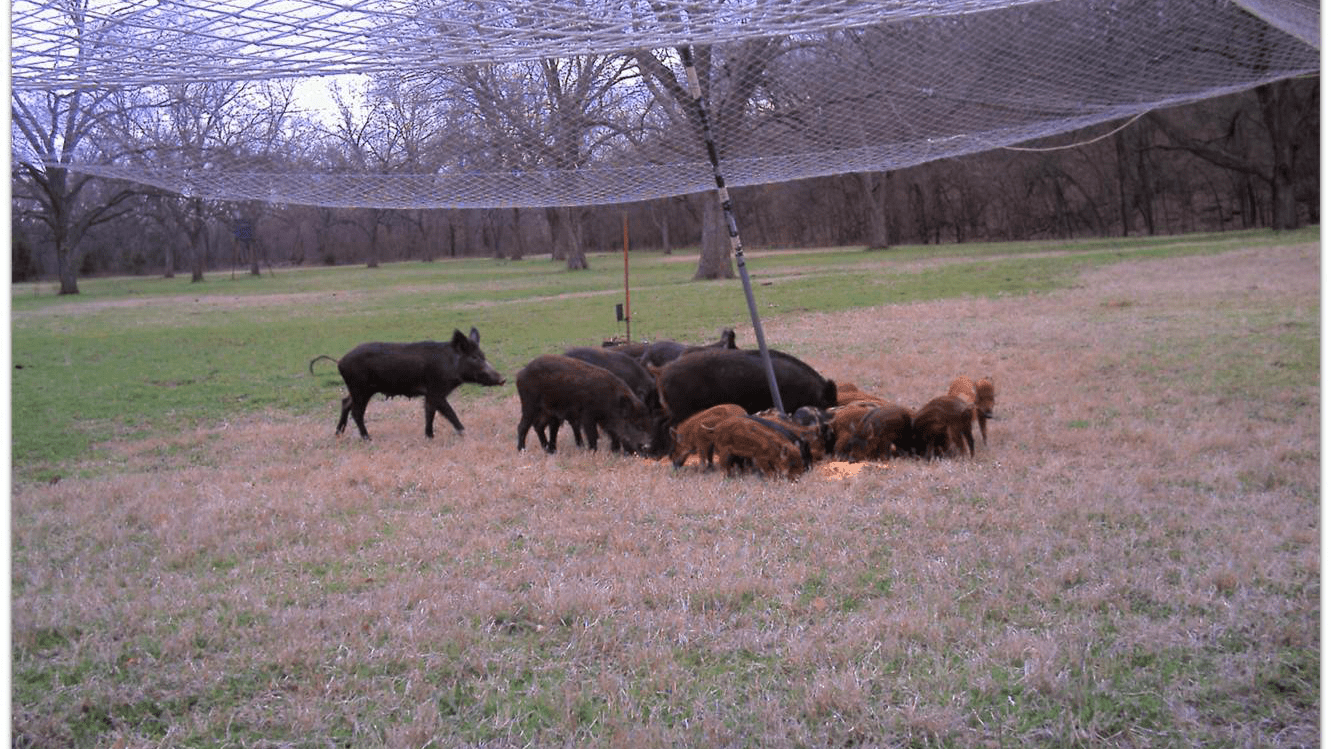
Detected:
[11,4,1318,292]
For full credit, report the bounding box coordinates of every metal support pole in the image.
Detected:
[678,44,786,414]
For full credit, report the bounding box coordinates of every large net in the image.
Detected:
[11,0,1320,210]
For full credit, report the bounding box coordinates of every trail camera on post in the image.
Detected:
[233,218,258,277]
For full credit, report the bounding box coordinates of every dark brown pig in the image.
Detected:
[910,395,975,459]
[563,345,661,413]
[831,403,914,461]
[515,354,654,454]
[564,345,669,454]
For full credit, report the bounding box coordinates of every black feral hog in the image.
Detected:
[831,402,914,461]
[947,375,997,444]
[515,354,654,454]
[669,403,747,468]
[711,415,808,481]
[910,395,975,459]
[308,327,504,441]
[638,328,738,368]
[656,347,837,426]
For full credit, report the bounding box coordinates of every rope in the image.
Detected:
[1001,112,1149,152]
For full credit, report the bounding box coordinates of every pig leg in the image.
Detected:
[702,437,720,468]
[517,400,540,452]
[424,394,465,439]
[348,392,373,440]
[580,416,599,451]
[517,405,552,452]
[543,418,560,453]
[336,395,354,436]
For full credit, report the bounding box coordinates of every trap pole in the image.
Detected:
[678,44,786,414]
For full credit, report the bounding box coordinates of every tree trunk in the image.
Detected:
[186,198,207,283]
[909,182,929,244]
[509,207,526,260]
[189,237,205,283]
[1136,143,1156,236]
[56,237,80,295]
[652,202,672,254]
[1255,81,1300,230]
[545,207,567,261]
[693,196,734,280]
[1114,130,1134,237]
[564,208,588,270]
[40,168,80,295]
[858,171,891,248]
[366,210,381,268]
[545,207,588,269]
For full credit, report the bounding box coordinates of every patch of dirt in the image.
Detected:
[817,460,888,481]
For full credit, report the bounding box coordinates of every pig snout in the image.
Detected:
[472,361,506,386]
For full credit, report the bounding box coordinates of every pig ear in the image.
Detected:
[451,329,473,351]
[469,327,481,345]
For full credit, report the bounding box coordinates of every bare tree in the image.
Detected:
[101,77,297,281]
[632,39,785,279]
[10,1,140,294]
[1150,78,1317,231]
[446,50,642,270]
[318,76,453,266]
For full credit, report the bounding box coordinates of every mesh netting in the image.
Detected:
[11,0,1320,210]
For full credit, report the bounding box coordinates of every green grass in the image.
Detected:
[10,227,1318,483]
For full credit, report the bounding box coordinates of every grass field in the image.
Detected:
[10,229,1320,747]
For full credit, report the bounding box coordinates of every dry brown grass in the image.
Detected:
[12,243,1319,747]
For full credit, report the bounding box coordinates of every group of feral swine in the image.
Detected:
[660,371,995,480]
[512,329,996,480]
[310,327,995,480]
